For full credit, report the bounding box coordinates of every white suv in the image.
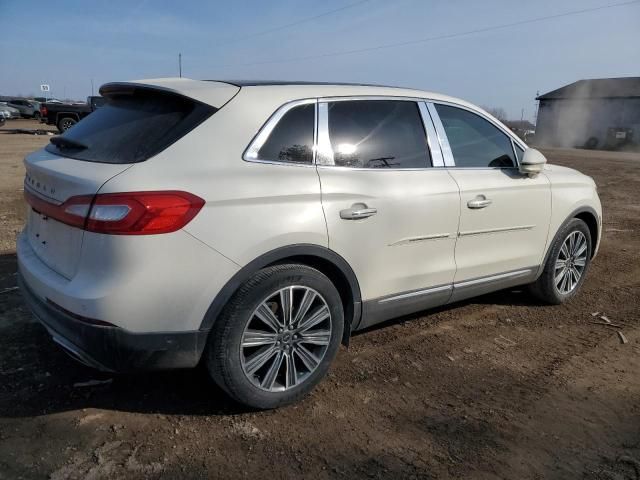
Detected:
[18,78,602,409]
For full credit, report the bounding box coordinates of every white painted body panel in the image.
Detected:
[17,78,602,338]
[318,167,459,300]
[448,168,552,282]
[23,149,132,279]
[17,229,239,332]
[541,164,602,258]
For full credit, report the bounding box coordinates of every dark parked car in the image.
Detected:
[7,99,41,119]
[40,96,105,132]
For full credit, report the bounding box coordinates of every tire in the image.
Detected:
[529,218,592,304]
[206,264,344,409]
[57,116,77,132]
[33,112,41,120]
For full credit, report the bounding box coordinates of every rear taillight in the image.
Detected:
[40,105,47,116]
[24,190,204,235]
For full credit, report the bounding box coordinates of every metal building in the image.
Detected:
[535,77,640,150]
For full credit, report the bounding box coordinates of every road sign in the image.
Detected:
[40,84,50,92]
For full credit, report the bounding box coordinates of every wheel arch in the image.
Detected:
[538,206,600,277]
[199,244,362,346]
[574,210,599,257]
[55,112,80,124]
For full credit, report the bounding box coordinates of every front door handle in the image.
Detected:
[340,203,377,220]
[467,195,492,209]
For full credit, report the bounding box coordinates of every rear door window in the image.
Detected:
[46,87,216,164]
[434,104,516,168]
[256,103,315,164]
[327,100,431,169]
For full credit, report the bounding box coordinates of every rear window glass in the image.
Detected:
[257,103,314,164]
[46,88,216,164]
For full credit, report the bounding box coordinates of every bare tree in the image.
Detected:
[481,106,508,121]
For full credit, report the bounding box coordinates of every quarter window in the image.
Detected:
[257,103,314,164]
[435,104,516,168]
[327,100,431,169]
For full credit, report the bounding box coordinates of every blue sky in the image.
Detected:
[1,0,639,121]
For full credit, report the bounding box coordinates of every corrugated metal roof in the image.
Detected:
[537,77,640,100]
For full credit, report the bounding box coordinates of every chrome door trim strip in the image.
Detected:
[388,233,451,246]
[425,102,455,166]
[378,284,452,304]
[418,102,445,167]
[454,268,535,289]
[458,225,535,237]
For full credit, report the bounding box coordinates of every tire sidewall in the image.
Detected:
[209,265,344,409]
[543,218,592,303]
[58,117,76,132]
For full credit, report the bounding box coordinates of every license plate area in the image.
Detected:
[27,207,83,279]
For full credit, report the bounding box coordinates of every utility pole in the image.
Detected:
[178,53,182,78]
[91,78,94,97]
[521,108,524,123]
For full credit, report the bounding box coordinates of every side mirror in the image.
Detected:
[519,148,547,177]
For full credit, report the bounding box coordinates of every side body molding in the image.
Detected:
[199,244,362,344]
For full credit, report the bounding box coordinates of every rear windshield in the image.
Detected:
[46,87,216,164]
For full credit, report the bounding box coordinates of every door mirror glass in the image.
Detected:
[519,148,547,177]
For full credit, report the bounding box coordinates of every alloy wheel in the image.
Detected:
[554,230,588,294]
[61,119,75,131]
[240,286,332,392]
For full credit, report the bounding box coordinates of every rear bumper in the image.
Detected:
[19,274,208,372]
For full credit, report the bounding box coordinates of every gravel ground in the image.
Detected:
[0,120,639,479]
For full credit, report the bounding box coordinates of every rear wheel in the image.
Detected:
[529,218,592,304]
[206,264,344,409]
[57,116,77,132]
[33,112,41,120]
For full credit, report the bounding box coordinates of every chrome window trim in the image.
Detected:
[316,102,334,166]
[317,95,427,103]
[418,102,445,167]
[428,100,529,169]
[513,141,526,162]
[425,102,455,167]
[243,98,318,167]
[316,96,437,171]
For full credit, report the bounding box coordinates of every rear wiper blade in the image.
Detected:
[50,136,88,150]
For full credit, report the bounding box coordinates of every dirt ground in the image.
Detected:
[0,119,639,479]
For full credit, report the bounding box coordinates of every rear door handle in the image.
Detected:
[467,195,492,209]
[340,203,377,220]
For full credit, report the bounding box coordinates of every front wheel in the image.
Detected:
[529,218,592,304]
[206,264,344,409]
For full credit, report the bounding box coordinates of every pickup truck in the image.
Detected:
[40,96,105,132]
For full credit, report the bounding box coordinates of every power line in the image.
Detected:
[217,0,640,69]
[214,0,371,47]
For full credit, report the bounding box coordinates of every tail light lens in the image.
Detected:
[40,105,47,116]
[24,190,204,235]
